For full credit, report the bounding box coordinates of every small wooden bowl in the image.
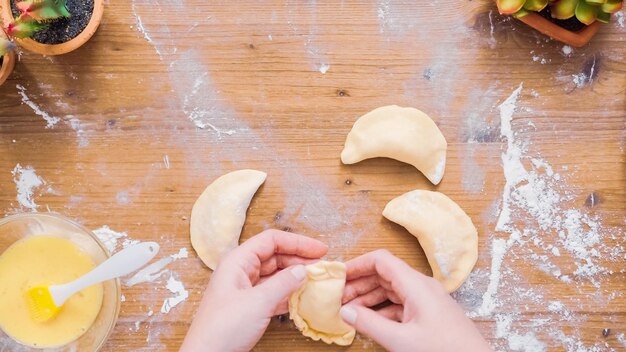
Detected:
[0,30,15,86]
[0,0,104,55]
[517,12,601,48]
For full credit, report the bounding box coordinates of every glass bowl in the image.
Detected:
[0,213,120,351]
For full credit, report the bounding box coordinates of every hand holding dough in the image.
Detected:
[289,261,355,346]
[190,169,266,270]
[341,105,447,185]
[383,190,478,292]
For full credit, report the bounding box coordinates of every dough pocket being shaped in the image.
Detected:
[340,105,448,185]
[190,169,266,270]
[289,261,355,346]
[383,190,478,292]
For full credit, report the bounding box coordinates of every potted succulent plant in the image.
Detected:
[0,0,104,55]
[496,0,624,47]
[0,29,15,86]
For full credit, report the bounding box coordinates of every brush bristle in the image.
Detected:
[26,286,59,323]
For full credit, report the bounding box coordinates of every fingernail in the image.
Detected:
[291,265,307,280]
[340,306,357,325]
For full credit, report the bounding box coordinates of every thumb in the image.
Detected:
[255,265,307,308]
[340,304,402,348]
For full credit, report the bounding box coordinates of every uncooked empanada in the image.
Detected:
[383,190,478,292]
[190,169,266,270]
[340,105,447,185]
[289,261,355,346]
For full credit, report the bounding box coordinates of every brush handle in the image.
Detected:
[50,242,160,306]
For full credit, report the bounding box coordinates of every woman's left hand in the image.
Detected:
[180,229,328,352]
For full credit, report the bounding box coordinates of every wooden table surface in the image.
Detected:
[1,1,625,351]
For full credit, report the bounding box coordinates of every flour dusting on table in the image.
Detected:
[116,191,131,205]
[11,164,46,211]
[617,333,626,347]
[14,83,89,147]
[495,313,546,352]
[131,1,164,60]
[66,115,90,148]
[375,0,417,35]
[561,45,573,56]
[284,1,331,74]
[614,11,624,28]
[16,85,60,128]
[93,226,132,254]
[572,72,590,88]
[160,275,189,313]
[494,83,524,232]
[455,84,625,350]
[471,237,509,318]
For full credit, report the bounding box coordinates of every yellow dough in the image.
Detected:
[383,190,478,292]
[190,169,267,270]
[0,235,103,348]
[340,105,447,185]
[288,261,355,346]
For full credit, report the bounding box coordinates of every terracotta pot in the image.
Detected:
[0,30,15,86]
[517,12,601,48]
[0,0,104,55]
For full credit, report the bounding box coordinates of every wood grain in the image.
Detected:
[0,0,625,351]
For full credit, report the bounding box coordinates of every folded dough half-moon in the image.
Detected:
[383,190,478,292]
[340,105,447,185]
[289,261,355,346]
[190,169,266,270]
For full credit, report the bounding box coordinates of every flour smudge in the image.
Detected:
[11,164,46,211]
[16,85,60,128]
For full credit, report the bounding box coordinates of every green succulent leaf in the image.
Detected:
[596,10,611,22]
[576,0,599,24]
[497,0,527,14]
[551,0,578,19]
[514,8,532,17]
[16,0,70,22]
[601,0,624,13]
[584,0,606,4]
[524,0,549,11]
[6,15,48,38]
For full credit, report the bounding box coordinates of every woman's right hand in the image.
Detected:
[340,250,492,352]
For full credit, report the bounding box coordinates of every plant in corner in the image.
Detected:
[0,0,68,85]
[0,0,104,56]
[496,0,624,47]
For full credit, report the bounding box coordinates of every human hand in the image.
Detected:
[180,229,328,352]
[340,250,491,352]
